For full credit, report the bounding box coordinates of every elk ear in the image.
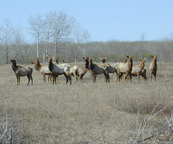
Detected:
[127,56,129,58]
[151,55,153,58]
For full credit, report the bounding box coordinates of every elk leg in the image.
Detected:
[150,72,153,82]
[137,73,140,81]
[43,74,46,83]
[69,75,72,85]
[92,74,96,83]
[129,73,132,82]
[80,74,84,81]
[27,75,31,85]
[64,73,68,84]
[18,76,20,85]
[124,73,128,81]
[16,76,19,85]
[53,76,56,85]
[29,75,33,85]
[154,72,156,82]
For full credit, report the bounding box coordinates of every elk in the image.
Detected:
[117,56,134,82]
[55,58,59,64]
[48,57,72,85]
[140,67,147,80]
[11,58,33,85]
[149,55,158,82]
[70,57,89,82]
[62,60,79,82]
[131,59,146,80]
[76,67,88,82]
[100,57,119,76]
[84,57,110,83]
[31,58,52,83]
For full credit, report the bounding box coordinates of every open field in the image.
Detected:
[0,61,173,143]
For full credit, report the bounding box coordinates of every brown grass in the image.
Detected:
[0,62,173,143]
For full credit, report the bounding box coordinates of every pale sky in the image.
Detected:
[0,0,173,42]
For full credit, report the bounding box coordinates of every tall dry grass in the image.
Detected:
[0,62,173,143]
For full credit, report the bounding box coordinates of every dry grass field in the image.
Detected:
[0,61,173,143]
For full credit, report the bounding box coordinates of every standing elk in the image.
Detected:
[31,58,52,83]
[69,57,89,82]
[84,57,110,83]
[63,60,79,82]
[48,57,72,85]
[117,56,134,82]
[149,55,158,82]
[131,58,147,80]
[76,67,88,82]
[100,57,119,76]
[11,58,33,85]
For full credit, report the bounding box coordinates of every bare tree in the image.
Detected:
[139,33,147,58]
[28,14,45,58]
[82,30,91,56]
[42,11,57,62]
[73,25,91,62]
[0,19,13,63]
[52,10,75,58]
[12,24,26,61]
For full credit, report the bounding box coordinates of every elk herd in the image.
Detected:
[10,55,158,85]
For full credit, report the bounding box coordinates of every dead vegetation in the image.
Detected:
[0,62,173,143]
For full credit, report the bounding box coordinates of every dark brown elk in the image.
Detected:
[11,58,33,85]
[84,57,110,83]
[55,58,59,64]
[131,58,146,80]
[117,56,134,82]
[149,55,158,81]
[31,58,52,82]
[48,57,72,85]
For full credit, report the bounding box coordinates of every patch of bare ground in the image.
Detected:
[0,62,173,143]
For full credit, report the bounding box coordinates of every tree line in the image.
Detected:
[0,10,173,64]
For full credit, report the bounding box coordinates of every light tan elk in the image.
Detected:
[84,57,110,83]
[31,58,52,82]
[149,55,158,82]
[11,58,33,85]
[117,56,134,82]
[48,57,72,85]
[70,57,89,82]
[131,58,146,80]
[76,67,88,82]
[62,60,79,82]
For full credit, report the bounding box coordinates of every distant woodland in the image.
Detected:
[0,10,173,64]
